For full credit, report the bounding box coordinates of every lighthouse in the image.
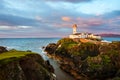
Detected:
[73,24,77,34]
[69,24,101,39]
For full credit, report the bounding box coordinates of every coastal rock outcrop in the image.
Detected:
[45,43,57,54]
[0,46,8,53]
[0,49,55,80]
[45,38,120,80]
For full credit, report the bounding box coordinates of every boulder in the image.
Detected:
[45,43,57,54]
[0,46,8,53]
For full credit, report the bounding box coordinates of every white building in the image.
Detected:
[69,24,101,39]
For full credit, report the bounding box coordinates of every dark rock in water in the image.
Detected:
[42,46,45,49]
[0,46,8,53]
[0,54,55,80]
[45,43,57,54]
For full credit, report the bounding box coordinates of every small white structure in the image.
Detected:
[69,24,101,39]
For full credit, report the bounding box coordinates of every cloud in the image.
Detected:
[85,18,104,26]
[0,26,11,30]
[0,0,120,38]
[17,26,32,29]
[35,16,42,21]
[62,16,71,22]
[0,13,38,26]
[54,14,120,34]
[0,26,32,30]
[62,17,104,27]
[46,0,93,3]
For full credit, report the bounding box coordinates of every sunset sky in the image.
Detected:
[0,0,120,38]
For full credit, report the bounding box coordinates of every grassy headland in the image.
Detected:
[45,38,120,80]
[0,47,55,80]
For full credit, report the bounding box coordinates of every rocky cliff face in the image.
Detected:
[0,48,55,80]
[45,38,120,80]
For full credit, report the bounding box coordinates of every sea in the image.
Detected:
[0,37,120,80]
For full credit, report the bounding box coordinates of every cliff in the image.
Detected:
[0,47,55,80]
[45,38,120,80]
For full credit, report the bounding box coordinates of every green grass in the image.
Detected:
[0,50,35,60]
[68,43,78,48]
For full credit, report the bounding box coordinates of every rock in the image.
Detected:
[26,50,32,52]
[0,54,55,80]
[44,43,57,54]
[0,46,8,53]
[0,58,26,80]
[42,46,45,49]
[45,60,54,73]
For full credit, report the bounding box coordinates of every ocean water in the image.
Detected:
[0,37,120,80]
[102,37,120,42]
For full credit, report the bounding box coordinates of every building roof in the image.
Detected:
[73,33,81,35]
[73,32,92,35]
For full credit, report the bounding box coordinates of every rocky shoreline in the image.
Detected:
[0,46,56,80]
[45,38,120,80]
[46,50,89,80]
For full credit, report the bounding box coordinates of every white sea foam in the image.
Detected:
[101,40,111,43]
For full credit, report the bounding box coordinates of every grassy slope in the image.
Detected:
[0,50,35,60]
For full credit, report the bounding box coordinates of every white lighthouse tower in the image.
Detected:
[73,24,77,34]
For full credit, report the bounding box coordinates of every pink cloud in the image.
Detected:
[74,17,104,27]
[61,16,71,22]
[51,23,72,28]
[86,18,104,26]
[54,17,105,28]
[107,16,120,26]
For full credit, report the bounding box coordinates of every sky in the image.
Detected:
[0,0,120,38]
